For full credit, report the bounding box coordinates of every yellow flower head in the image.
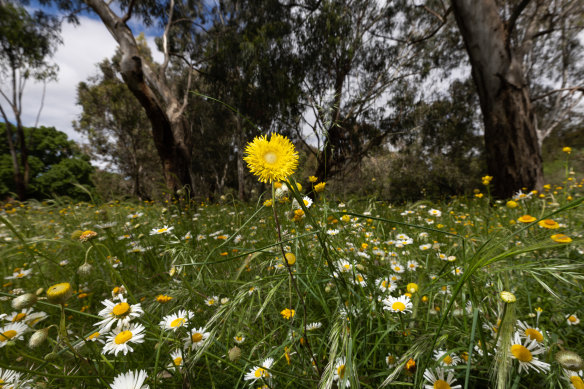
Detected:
[517,215,536,223]
[563,146,572,154]
[551,234,572,243]
[46,282,72,304]
[506,200,518,209]
[308,176,318,183]
[314,182,326,193]
[482,175,493,185]
[243,134,298,183]
[538,219,560,229]
[280,308,295,320]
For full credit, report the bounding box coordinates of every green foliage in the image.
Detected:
[0,123,93,200]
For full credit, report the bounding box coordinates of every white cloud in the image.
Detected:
[5,14,163,144]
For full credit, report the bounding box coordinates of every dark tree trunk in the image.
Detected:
[84,0,194,196]
[452,0,543,198]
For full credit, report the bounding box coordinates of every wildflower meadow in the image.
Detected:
[1,136,583,389]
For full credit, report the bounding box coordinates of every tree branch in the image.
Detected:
[532,86,584,101]
[506,0,531,48]
[120,0,136,23]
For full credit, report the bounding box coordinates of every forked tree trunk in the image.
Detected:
[452,0,543,198]
[84,0,194,196]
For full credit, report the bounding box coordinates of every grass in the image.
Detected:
[0,176,583,388]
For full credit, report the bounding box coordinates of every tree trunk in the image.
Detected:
[0,107,26,200]
[452,0,543,198]
[84,0,194,196]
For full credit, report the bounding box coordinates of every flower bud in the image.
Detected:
[228,346,241,361]
[77,263,93,276]
[11,293,38,310]
[29,328,50,348]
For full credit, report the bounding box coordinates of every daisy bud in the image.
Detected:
[44,352,58,361]
[46,282,72,304]
[556,350,584,371]
[77,262,93,276]
[29,328,50,348]
[228,346,241,361]
[11,293,38,310]
[500,291,516,303]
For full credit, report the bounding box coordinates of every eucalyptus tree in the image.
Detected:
[450,0,584,197]
[74,40,163,200]
[0,1,61,200]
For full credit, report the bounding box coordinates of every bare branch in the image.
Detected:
[120,0,136,23]
[506,0,531,47]
[532,86,584,101]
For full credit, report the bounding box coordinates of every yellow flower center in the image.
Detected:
[171,318,186,328]
[387,355,395,364]
[443,355,453,365]
[192,332,203,342]
[254,367,269,378]
[395,267,401,271]
[337,364,345,379]
[392,302,406,311]
[173,357,183,366]
[157,228,168,233]
[12,312,26,322]
[114,330,133,344]
[0,330,17,341]
[263,151,277,164]
[357,275,364,282]
[208,299,215,305]
[524,328,543,342]
[434,379,451,389]
[87,332,100,340]
[511,344,533,362]
[343,264,350,270]
[112,302,130,317]
[570,376,584,389]
[569,315,578,322]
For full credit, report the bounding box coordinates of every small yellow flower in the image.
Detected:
[46,282,72,304]
[243,134,299,183]
[314,182,326,193]
[538,219,560,229]
[156,295,173,303]
[79,230,97,242]
[551,234,572,243]
[482,175,493,185]
[308,176,318,183]
[518,215,536,223]
[500,291,516,303]
[406,283,418,294]
[284,253,296,266]
[563,146,572,154]
[280,308,295,320]
[263,199,273,207]
[506,200,518,209]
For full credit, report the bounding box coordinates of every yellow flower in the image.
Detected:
[563,146,572,154]
[243,134,298,183]
[46,282,72,304]
[308,176,318,183]
[284,253,296,266]
[517,215,536,223]
[551,234,572,243]
[406,283,418,293]
[280,308,295,320]
[79,230,97,242]
[156,294,173,303]
[482,175,493,185]
[263,199,273,207]
[538,219,560,229]
[506,200,518,209]
[314,182,326,193]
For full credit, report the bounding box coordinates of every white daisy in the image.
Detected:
[376,278,397,293]
[110,369,149,389]
[159,310,193,332]
[423,367,461,389]
[333,357,350,387]
[102,323,146,356]
[452,267,463,276]
[0,322,29,347]
[386,353,397,368]
[509,331,550,374]
[169,349,184,370]
[382,295,412,314]
[428,209,442,217]
[336,259,353,273]
[391,263,405,273]
[234,334,245,344]
[0,367,32,389]
[95,297,144,333]
[204,296,219,306]
[85,331,105,344]
[406,260,419,272]
[5,308,35,324]
[184,327,210,350]
[306,322,322,331]
[567,314,580,326]
[433,349,462,367]
[419,243,432,251]
[150,225,174,235]
[327,229,340,236]
[516,320,545,343]
[244,357,274,385]
[4,268,33,280]
[351,273,367,287]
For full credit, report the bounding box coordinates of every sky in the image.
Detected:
[1,5,163,143]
